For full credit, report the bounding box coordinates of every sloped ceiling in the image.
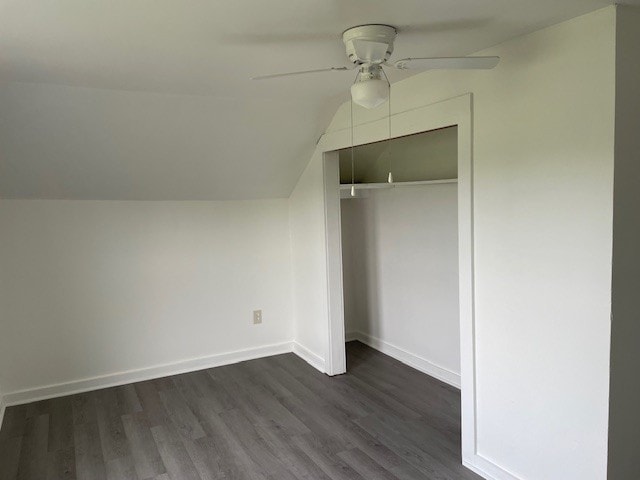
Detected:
[0,0,617,200]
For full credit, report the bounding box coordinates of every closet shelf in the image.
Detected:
[339,178,458,190]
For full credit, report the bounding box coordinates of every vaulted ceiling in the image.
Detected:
[0,0,618,200]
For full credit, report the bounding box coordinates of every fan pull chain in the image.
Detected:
[350,71,359,197]
[350,92,356,197]
[381,68,393,184]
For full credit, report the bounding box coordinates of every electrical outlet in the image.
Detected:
[253,309,262,324]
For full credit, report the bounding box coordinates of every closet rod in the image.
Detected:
[339,178,457,191]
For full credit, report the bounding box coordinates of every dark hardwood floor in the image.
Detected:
[0,341,481,480]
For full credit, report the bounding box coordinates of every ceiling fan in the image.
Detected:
[251,24,499,109]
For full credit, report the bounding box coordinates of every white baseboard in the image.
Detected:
[292,342,325,373]
[3,341,294,407]
[463,454,522,480]
[3,339,328,409]
[348,331,461,389]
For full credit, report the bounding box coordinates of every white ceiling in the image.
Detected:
[0,0,618,200]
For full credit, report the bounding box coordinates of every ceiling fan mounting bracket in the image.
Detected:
[342,24,397,65]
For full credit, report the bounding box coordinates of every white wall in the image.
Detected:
[289,7,615,480]
[288,151,329,369]
[607,5,640,479]
[341,184,460,385]
[341,198,367,336]
[0,199,293,398]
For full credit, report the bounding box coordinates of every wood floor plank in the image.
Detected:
[158,389,206,441]
[195,401,269,480]
[277,394,354,455]
[349,348,460,414]
[246,368,294,401]
[115,386,143,415]
[0,435,22,480]
[335,374,422,420]
[73,421,106,480]
[199,373,237,413]
[133,382,171,429]
[355,414,471,480]
[150,425,202,480]
[171,372,225,416]
[46,446,76,480]
[292,434,366,480]
[266,365,329,408]
[105,456,138,480]
[179,435,225,480]
[48,397,74,453]
[253,424,333,480]
[210,367,311,437]
[17,413,49,480]
[120,413,166,480]
[25,400,52,420]
[2,342,482,480]
[218,408,295,479]
[71,394,96,427]
[0,406,27,441]
[95,390,131,462]
[337,447,399,480]
[291,372,371,419]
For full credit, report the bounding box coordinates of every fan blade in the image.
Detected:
[392,56,500,70]
[251,66,352,80]
[352,39,391,63]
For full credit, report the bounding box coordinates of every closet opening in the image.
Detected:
[321,95,475,468]
[329,126,467,469]
[338,126,461,386]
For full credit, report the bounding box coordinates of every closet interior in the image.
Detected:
[339,126,462,385]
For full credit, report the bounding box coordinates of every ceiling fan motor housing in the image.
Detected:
[342,24,397,65]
